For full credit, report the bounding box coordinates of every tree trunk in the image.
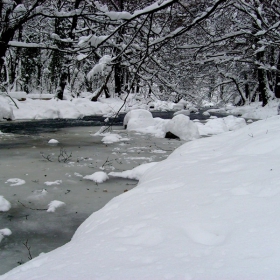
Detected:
[56,72,67,100]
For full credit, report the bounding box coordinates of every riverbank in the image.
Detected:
[0,125,183,274]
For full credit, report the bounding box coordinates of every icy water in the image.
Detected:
[0,126,183,275]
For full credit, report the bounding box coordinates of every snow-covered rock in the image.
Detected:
[83,171,109,183]
[48,139,59,144]
[165,114,199,141]
[123,109,154,130]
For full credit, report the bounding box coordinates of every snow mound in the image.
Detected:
[197,115,246,136]
[48,139,59,144]
[5,178,26,186]
[0,228,12,244]
[165,114,199,141]
[47,200,65,213]
[0,196,11,212]
[123,109,154,130]
[109,162,158,180]
[83,171,109,183]
[0,96,14,121]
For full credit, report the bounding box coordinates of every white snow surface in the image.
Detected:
[83,171,109,183]
[109,162,158,180]
[0,196,11,212]
[5,178,26,186]
[101,134,129,144]
[165,114,199,141]
[2,116,280,279]
[48,139,59,144]
[47,200,66,213]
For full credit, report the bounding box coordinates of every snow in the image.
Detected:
[83,171,109,183]
[2,115,280,279]
[101,134,129,144]
[48,139,59,144]
[5,178,26,186]
[44,180,62,186]
[123,109,154,129]
[0,196,11,212]
[165,114,199,141]
[46,201,66,213]
[0,229,12,244]
[1,97,127,120]
[109,162,158,180]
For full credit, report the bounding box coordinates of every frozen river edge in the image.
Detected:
[0,125,183,275]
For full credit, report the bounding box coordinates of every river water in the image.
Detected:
[0,124,184,275]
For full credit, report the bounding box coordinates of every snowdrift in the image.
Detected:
[1,116,280,279]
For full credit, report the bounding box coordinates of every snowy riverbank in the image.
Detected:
[1,111,280,278]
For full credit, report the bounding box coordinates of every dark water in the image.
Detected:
[0,110,228,135]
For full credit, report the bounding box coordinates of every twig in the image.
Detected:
[23,239,32,260]
[18,200,47,211]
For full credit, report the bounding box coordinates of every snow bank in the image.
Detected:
[197,115,247,136]
[10,97,126,120]
[0,196,11,212]
[109,162,158,180]
[3,116,280,279]
[0,96,14,121]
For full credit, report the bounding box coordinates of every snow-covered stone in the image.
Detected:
[165,114,199,141]
[123,109,154,130]
[48,139,59,144]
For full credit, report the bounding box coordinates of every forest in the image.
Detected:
[1,0,280,107]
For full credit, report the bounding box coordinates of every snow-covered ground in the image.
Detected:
[1,95,280,279]
[0,94,279,122]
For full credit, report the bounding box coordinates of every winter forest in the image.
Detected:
[1,0,280,107]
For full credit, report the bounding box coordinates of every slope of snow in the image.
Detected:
[109,162,158,180]
[2,116,280,279]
